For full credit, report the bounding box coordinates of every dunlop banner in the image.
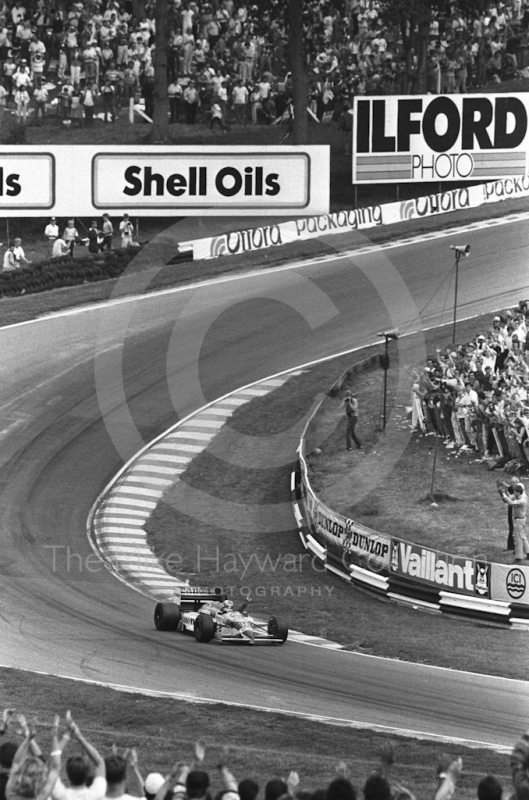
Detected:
[390,539,491,598]
[314,502,390,570]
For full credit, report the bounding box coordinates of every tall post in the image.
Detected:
[383,335,389,431]
[429,405,441,499]
[452,251,460,344]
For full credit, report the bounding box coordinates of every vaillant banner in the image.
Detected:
[353,94,529,183]
[0,145,330,216]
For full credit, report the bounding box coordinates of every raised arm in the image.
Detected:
[67,716,105,779]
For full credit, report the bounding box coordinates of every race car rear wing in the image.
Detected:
[173,586,227,609]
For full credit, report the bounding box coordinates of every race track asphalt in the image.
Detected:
[1,217,528,748]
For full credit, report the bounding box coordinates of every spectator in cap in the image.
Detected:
[500,481,529,563]
[143,775,164,800]
[44,217,59,257]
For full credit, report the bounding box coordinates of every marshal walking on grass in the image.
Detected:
[344,391,362,451]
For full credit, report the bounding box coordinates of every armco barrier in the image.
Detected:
[182,177,529,262]
[291,356,529,629]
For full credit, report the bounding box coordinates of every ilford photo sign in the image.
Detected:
[0,145,330,216]
[353,94,529,183]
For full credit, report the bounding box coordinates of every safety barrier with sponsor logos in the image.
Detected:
[290,355,529,629]
[183,176,529,262]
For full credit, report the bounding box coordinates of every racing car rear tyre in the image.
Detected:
[154,602,181,631]
[194,613,215,643]
[268,616,288,642]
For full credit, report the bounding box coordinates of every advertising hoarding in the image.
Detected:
[353,94,529,184]
[0,145,330,216]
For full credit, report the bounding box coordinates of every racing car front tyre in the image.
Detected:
[154,602,181,631]
[268,616,288,642]
[194,613,215,643]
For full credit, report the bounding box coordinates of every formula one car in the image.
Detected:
[154,587,288,645]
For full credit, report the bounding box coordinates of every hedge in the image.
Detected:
[0,246,145,297]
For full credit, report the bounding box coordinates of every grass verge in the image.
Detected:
[0,667,512,800]
[145,312,529,681]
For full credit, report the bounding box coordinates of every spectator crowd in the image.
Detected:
[0,0,526,128]
[411,301,529,482]
[0,706,526,800]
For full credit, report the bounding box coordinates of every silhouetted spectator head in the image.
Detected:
[310,790,326,800]
[327,778,356,800]
[238,779,259,800]
[264,780,288,800]
[66,756,91,787]
[363,775,392,800]
[104,756,127,786]
[186,770,210,800]
[0,743,17,773]
[477,776,503,800]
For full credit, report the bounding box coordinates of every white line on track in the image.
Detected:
[0,663,512,753]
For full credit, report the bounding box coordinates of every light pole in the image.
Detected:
[450,244,470,344]
[377,328,399,431]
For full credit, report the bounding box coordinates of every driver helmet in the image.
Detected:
[222,599,233,611]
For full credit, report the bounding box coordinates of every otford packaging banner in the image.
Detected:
[491,563,529,605]
[353,94,529,183]
[390,539,491,598]
[0,145,330,216]
[189,204,382,259]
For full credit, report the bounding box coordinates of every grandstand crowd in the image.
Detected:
[411,302,529,478]
[0,0,526,127]
[0,708,526,800]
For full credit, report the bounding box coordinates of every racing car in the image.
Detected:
[154,587,289,645]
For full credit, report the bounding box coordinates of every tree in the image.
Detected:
[152,0,169,141]
[287,0,308,144]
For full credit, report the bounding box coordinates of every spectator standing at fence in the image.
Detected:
[33,80,48,125]
[14,85,30,122]
[87,221,101,254]
[498,476,519,551]
[63,219,79,255]
[344,390,362,451]
[232,79,248,124]
[81,82,98,126]
[500,481,529,562]
[183,80,198,124]
[13,238,30,268]
[2,245,16,272]
[101,214,113,251]
[44,217,59,256]
[119,214,134,247]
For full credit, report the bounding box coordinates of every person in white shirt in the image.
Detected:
[51,714,107,800]
[44,216,59,255]
[119,214,134,247]
[52,234,71,258]
[232,79,248,124]
[3,244,16,271]
[12,237,29,267]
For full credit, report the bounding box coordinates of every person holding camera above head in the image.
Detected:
[344,390,362,451]
[500,481,529,563]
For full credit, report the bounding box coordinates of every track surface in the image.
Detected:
[1,220,529,748]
